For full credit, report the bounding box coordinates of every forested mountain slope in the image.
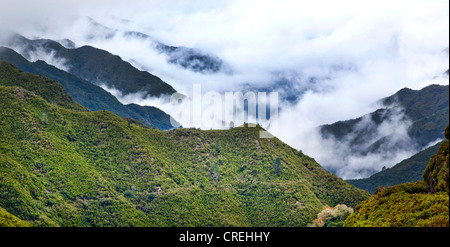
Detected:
[0,63,369,227]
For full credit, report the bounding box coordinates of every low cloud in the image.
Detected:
[0,33,71,71]
[275,92,447,179]
[318,104,417,179]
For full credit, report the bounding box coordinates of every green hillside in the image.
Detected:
[344,182,448,227]
[344,125,449,227]
[0,64,369,227]
[347,142,441,194]
[0,60,86,112]
[0,47,178,130]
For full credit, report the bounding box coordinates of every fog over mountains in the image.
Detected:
[1,0,448,179]
[320,85,449,178]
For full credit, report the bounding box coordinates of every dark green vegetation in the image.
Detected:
[347,142,441,194]
[0,47,178,130]
[344,125,449,227]
[423,125,449,194]
[0,64,369,226]
[3,34,176,97]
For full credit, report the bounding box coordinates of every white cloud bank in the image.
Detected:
[1,0,448,179]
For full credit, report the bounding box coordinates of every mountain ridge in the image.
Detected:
[83,17,229,74]
[320,83,449,178]
[0,47,179,130]
[1,33,176,98]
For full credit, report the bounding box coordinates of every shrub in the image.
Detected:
[47,199,56,206]
[124,190,135,199]
[148,194,156,202]
[60,190,74,200]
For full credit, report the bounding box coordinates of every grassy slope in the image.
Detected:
[0,78,369,226]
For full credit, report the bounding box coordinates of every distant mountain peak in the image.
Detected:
[57,39,77,49]
[82,17,230,74]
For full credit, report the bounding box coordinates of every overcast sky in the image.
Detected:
[1,0,449,178]
[2,0,447,95]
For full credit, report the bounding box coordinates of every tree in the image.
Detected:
[273,157,282,175]
[124,190,135,199]
[215,142,220,154]
[148,194,156,202]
